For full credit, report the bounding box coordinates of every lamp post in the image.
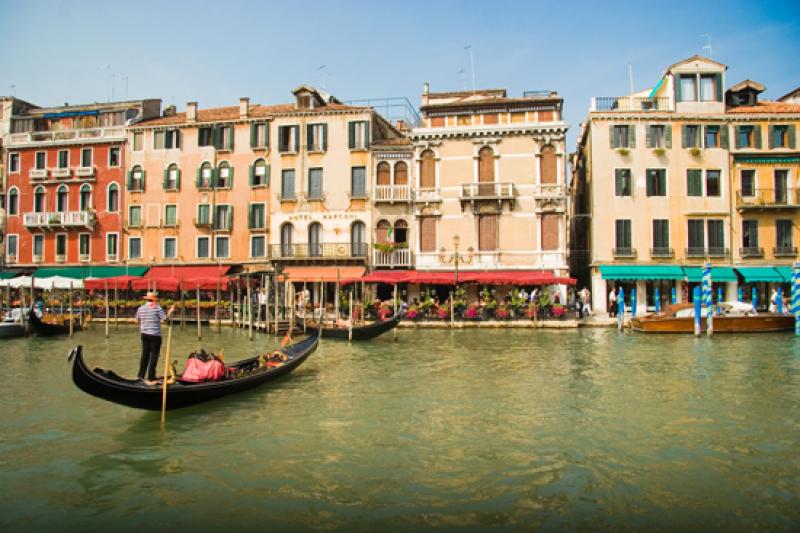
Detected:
[441,235,473,286]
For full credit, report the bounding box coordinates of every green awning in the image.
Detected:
[682,267,737,282]
[734,157,800,164]
[599,265,685,280]
[735,267,784,283]
[773,266,795,283]
[0,272,19,280]
[33,266,149,279]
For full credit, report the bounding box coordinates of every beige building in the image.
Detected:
[407,86,571,299]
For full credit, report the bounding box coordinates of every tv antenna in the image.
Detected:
[701,34,712,58]
[464,45,475,91]
[317,65,332,90]
[458,68,466,90]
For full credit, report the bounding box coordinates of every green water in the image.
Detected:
[0,325,799,531]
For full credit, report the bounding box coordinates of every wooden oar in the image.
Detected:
[160,319,174,427]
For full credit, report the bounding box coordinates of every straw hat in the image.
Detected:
[143,292,158,301]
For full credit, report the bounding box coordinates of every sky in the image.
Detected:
[1,0,798,148]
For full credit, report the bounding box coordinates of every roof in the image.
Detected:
[665,55,728,72]
[778,86,800,102]
[421,95,562,112]
[372,137,413,147]
[136,102,370,127]
[728,79,766,93]
[22,99,156,115]
[427,89,507,99]
[726,101,800,114]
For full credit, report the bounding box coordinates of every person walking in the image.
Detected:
[136,292,175,385]
[608,288,617,318]
[581,287,593,317]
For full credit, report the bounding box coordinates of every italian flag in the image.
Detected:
[386,226,394,245]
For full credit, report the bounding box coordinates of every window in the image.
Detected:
[248,203,266,229]
[646,169,666,196]
[351,221,366,256]
[776,220,793,251]
[281,169,295,200]
[615,219,632,251]
[707,220,724,252]
[278,125,299,152]
[128,237,142,260]
[250,235,266,258]
[682,125,701,148]
[280,223,293,256]
[33,186,45,212]
[679,75,697,102]
[33,234,44,258]
[706,170,721,197]
[6,235,18,258]
[740,170,755,197]
[348,121,369,149]
[688,220,705,251]
[307,123,327,151]
[736,125,761,149]
[419,217,436,252]
[216,125,234,150]
[79,184,92,210]
[80,148,92,168]
[163,164,180,190]
[610,125,631,148]
[56,234,67,257]
[614,169,631,196]
[686,169,702,196]
[133,132,143,151]
[774,170,788,204]
[250,159,269,187]
[215,236,229,258]
[351,166,366,198]
[308,222,322,256]
[705,126,720,148]
[128,165,145,191]
[308,168,323,200]
[35,152,46,170]
[647,125,668,148]
[197,162,213,189]
[163,237,177,259]
[742,220,759,248]
[539,145,557,184]
[79,233,90,257]
[128,205,142,227]
[250,122,269,148]
[653,220,669,250]
[395,161,408,185]
[478,215,498,251]
[770,125,789,149]
[699,74,717,101]
[7,188,19,215]
[8,153,20,173]
[57,150,69,168]
[154,129,181,150]
[56,185,68,212]
[107,183,119,212]
[198,127,214,147]
[196,236,210,259]
[216,162,233,188]
[164,204,177,227]
[109,147,120,167]
[419,150,435,188]
[106,233,118,260]
[195,204,210,226]
[213,205,232,230]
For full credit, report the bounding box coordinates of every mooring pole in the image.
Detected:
[68,282,74,338]
[196,284,202,340]
[104,280,109,338]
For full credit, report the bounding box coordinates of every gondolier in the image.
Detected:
[136,292,175,385]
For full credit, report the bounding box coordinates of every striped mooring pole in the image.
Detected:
[693,285,702,336]
[630,288,637,317]
[702,263,713,337]
[617,287,624,332]
[737,287,743,303]
[777,287,783,315]
[655,288,661,314]
[671,286,677,304]
[793,262,800,336]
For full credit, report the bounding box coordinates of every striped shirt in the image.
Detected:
[136,304,167,336]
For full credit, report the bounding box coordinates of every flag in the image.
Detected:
[386,226,394,245]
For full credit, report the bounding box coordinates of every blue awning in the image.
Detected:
[599,265,685,280]
[682,267,737,282]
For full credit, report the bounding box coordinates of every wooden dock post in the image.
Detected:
[215,277,222,333]
[196,284,202,340]
[113,281,119,330]
[68,282,74,338]
[180,279,185,331]
[394,284,399,342]
[348,290,353,341]
[104,280,109,338]
[248,275,253,341]
[273,274,279,336]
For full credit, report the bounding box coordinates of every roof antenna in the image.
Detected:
[458,68,466,91]
[465,45,475,91]
[701,34,712,59]
[318,65,329,90]
[628,63,634,95]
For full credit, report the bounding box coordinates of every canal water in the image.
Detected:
[1,325,799,531]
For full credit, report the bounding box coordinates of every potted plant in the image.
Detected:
[437,307,449,320]
[616,148,630,157]
[689,147,702,158]
[551,304,566,319]
[464,305,480,320]
[653,147,666,157]
[406,305,419,320]
[495,306,510,320]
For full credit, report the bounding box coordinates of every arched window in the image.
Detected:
[198,162,213,189]
[79,184,92,211]
[56,185,68,212]
[394,219,408,244]
[540,145,557,184]
[251,158,269,187]
[376,162,391,186]
[308,222,322,256]
[107,183,119,212]
[394,161,408,185]
[351,221,366,256]
[419,150,435,188]
[164,163,180,190]
[216,161,232,188]
[129,165,144,191]
[478,146,495,195]
[7,188,19,215]
[280,223,293,257]
[33,186,45,213]
[376,219,391,244]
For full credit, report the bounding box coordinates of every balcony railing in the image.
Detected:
[30,169,49,180]
[374,185,412,203]
[271,242,368,259]
[52,168,72,179]
[372,248,411,268]
[415,188,441,203]
[461,182,515,200]
[774,246,797,257]
[533,184,566,198]
[740,246,764,258]
[7,126,127,146]
[612,247,637,258]
[650,247,674,258]
[591,96,672,112]
[736,189,800,209]
[23,211,95,229]
[686,247,729,258]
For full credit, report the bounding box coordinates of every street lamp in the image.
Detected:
[440,234,473,287]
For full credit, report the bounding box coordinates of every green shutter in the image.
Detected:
[349,122,356,149]
[675,76,682,102]
[196,167,202,188]
[322,124,328,151]
[248,164,255,186]
[789,125,797,149]
[227,206,233,230]
[682,125,688,148]
[687,169,702,196]
[126,170,133,189]
[264,164,271,187]
[645,125,653,148]
[609,125,616,148]
[364,121,370,148]
[141,170,146,192]
[250,123,257,148]
[735,126,742,149]
[211,167,218,189]
[754,126,762,149]
[213,126,222,149]
[628,124,635,148]
[294,126,300,152]
[163,168,169,189]
[228,166,234,188]
[228,125,234,150]
[665,124,672,148]
[175,169,181,190]
[248,204,254,229]
[721,125,729,149]
[306,124,314,149]
[264,123,270,148]
[714,73,723,102]
[769,125,776,149]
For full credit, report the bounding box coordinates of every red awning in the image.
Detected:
[84,276,142,290]
[283,266,365,283]
[341,270,412,285]
[131,266,232,291]
[340,269,575,286]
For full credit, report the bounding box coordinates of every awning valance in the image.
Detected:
[0,272,18,280]
[771,266,794,283]
[459,270,576,286]
[283,266,365,283]
[33,266,149,279]
[682,267,738,282]
[599,265,685,280]
[341,270,412,285]
[735,267,784,283]
[131,266,232,291]
[734,156,800,164]
[84,276,145,290]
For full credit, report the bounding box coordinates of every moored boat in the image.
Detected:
[67,329,320,411]
[299,313,402,340]
[630,302,794,333]
[28,309,82,336]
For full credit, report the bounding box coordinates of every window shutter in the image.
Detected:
[754,126,762,149]
[196,167,202,188]
[628,124,635,148]
[228,126,234,150]
[609,125,615,148]
[248,204,254,229]
[322,124,328,151]
[364,121,370,148]
[645,125,653,148]
[228,166,234,188]
[211,167,218,189]
[175,169,181,190]
[227,206,233,229]
[714,73,723,102]
[163,168,169,189]
[349,122,356,149]
[126,170,133,190]
[734,126,742,149]
[264,164,271,187]
[213,126,222,149]
[720,125,729,149]
[141,170,146,192]
[249,164,255,186]
[264,123,270,148]
[665,125,672,148]
[306,124,314,149]
[250,123,257,148]
[682,125,689,148]
[294,126,300,152]
[674,76,682,102]
[789,125,797,149]
[768,125,775,149]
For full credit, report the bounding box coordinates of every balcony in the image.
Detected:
[533,184,566,212]
[76,167,96,178]
[30,169,49,180]
[460,182,516,211]
[740,246,764,258]
[774,246,798,258]
[374,185,412,204]
[415,188,441,203]
[612,247,637,258]
[56,254,66,263]
[591,96,672,112]
[650,247,674,258]
[52,168,72,179]
[194,217,211,228]
[270,242,368,260]
[736,189,800,210]
[686,247,729,258]
[79,254,90,262]
[372,248,411,268]
[7,126,127,147]
[23,211,95,229]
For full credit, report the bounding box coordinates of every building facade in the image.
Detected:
[4,100,159,268]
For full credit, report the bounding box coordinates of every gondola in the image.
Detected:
[299,313,402,340]
[0,322,27,338]
[67,329,319,411]
[28,309,82,336]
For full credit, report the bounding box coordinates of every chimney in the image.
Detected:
[239,97,250,119]
[186,101,198,123]
[163,105,176,117]
[422,82,430,106]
